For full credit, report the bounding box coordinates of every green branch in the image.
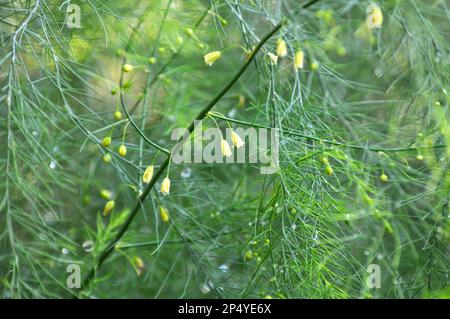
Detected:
[208,113,447,153]
[79,20,283,295]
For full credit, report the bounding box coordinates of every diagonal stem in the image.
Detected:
[79,20,283,295]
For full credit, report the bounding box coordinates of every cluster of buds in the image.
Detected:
[220,130,245,157]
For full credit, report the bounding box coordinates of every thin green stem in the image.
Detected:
[79,20,283,295]
[209,113,447,153]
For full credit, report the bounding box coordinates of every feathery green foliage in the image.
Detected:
[0,0,448,298]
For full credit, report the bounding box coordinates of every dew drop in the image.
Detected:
[44,211,58,224]
[49,160,57,170]
[219,264,229,273]
[82,240,94,253]
[312,231,319,241]
[227,108,237,118]
[374,67,383,78]
[180,167,192,179]
[200,282,211,294]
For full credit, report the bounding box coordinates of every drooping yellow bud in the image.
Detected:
[220,139,232,157]
[103,200,115,216]
[268,52,278,65]
[111,88,117,95]
[100,189,113,200]
[161,177,171,195]
[294,51,304,70]
[142,165,154,184]
[148,57,156,64]
[102,154,111,163]
[276,39,287,57]
[416,154,424,161]
[184,27,194,37]
[204,51,221,66]
[118,144,127,157]
[101,136,112,147]
[325,165,333,176]
[238,95,246,108]
[244,250,253,260]
[122,64,133,73]
[159,205,170,223]
[380,174,388,182]
[132,256,145,276]
[311,61,319,71]
[114,110,122,121]
[366,4,383,29]
[230,131,244,149]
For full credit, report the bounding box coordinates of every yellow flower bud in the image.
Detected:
[320,156,329,165]
[148,57,156,64]
[132,256,145,276]
[268,52,278,65]
[134,256,145,269]
[238,95,246,108]
[122,64,133,73]
[111,88,117,95]
[142,165,154,184]
[276,39,287,57]
[114,110,122,121]
[244,250,253,260]
[101,136,112,147]
[325,165,333,176]
[311,61,319,71]
[118,144,127,157]
[103,200,115,216]
[161,177,171,195]
[416,154,424,161]
[230,131,244,149]
[366,4,383,29]
[122,81,132,89]
[100,189,113,200]
[176,35,183,45]
[204,51,221,66]
[184,27,194,37]
[220,139,232,157]
[380,174,388,182]
[102,154,111,163]
[159,205,170,223]
[294,51,304,70]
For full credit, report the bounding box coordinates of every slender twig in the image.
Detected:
[79,20,284,295]
[118,68,171,155]
[208,113,448,152]
[128,5,211,115]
